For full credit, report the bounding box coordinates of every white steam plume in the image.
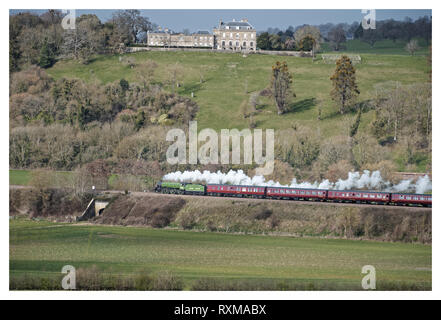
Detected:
[163,169,432,194]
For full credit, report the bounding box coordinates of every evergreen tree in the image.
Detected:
[135,110,146,131]
[330,55,360,114]
[38,40,55,68]
[9,21,22,72]
[271,61,295,115]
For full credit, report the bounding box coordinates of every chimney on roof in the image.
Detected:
[241,18,248,22]
[232,18,236,22]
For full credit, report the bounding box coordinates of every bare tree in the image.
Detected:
[406,39,420,56]
[136,60,158,87]
[167,63,184,94]
[328,26,346,51]
[112,10,152,44]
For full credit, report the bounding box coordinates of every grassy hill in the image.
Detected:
[47,49,430,138]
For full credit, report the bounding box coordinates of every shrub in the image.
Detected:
[253,207,273,220]
[151,211,174,228]
[179,213,197,229]
[151,271,183,290]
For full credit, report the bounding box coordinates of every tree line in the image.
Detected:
[10,9,154,71]
[256,16,431,51]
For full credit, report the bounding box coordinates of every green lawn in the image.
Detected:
[47,48,430,138]
[321,39,430,55]
[9,170,31,186]
[10,218,431,290]
[9,169,73,186]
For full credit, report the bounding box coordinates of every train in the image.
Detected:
[155,181,432,207]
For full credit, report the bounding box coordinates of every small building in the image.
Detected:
[148,30,214,48]
[213,19,256,51]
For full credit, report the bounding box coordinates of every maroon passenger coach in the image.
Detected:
[206,184,266,198]
[390,193,432,206]
[327,190,390,203]
[266,187,327,200]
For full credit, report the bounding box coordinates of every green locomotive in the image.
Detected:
[155,181,206,195]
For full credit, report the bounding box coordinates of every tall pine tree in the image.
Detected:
[38,40,55,69]
[330,55,360,114]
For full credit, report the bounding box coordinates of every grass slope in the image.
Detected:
[9,170,31,186]
[321,39,430,55]
[10,219,431,289]
[47,49,430,138]
[9,169,73,186]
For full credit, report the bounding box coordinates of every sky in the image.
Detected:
[10,9,432,32]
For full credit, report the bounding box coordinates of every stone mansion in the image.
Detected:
[147,19,257,51]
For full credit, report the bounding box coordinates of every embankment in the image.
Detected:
[10,188,431,243]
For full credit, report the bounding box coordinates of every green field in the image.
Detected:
[10,218,431,290]
[47,47,430,137]
[321,39,430,55]
[9,169,73,186]
[9,170,31,185]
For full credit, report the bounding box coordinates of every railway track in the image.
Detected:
[118,190,432,211]
[9,185,431,211]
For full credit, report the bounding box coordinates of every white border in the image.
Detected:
[2,0,438,300]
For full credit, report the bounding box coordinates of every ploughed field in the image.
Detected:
[10,218,431,290]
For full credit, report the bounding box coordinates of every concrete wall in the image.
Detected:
[76,199,109,222]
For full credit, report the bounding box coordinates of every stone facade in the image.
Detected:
[147,19,256,52]
[148,31,214,48]
[213,19,256,51]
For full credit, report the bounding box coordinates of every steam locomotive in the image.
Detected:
[155,181,432,207]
